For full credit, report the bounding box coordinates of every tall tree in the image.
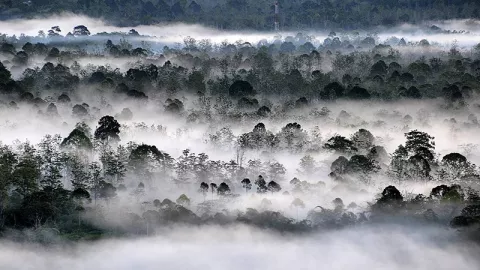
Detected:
[38,135,63,190]
[12,143,40,197]
[199,182,209,200]
[241,178,252,193]
[94,115,121,143]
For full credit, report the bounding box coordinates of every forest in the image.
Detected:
[1,17,480,270]
[1,0,480,30]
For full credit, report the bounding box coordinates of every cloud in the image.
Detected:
[1,14,480,47]
[1,224,479,270]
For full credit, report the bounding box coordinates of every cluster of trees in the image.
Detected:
[0,109,479,238]
[2,0,480,30]
[1,29,480,110]
[1,28,480,240]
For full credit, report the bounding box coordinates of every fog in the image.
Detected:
[1,14,480,47]
[1,225,479,270]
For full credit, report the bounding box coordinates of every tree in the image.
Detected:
[351,129,375,151]
[101,145,127,184]
[68,156,90,190]
[267,161,286,181]
[12,143,40,197]
[217,182,231,196]
[347,86,371,99]
[370,60,387,77]
[61,128,93,150]
[430,184,463,202]
[72,104,88,118]
[88,162,104,205]
[438,153,476,183]
[241,178,252,193]
[324,135,358,154]
[129,144,168,183]
[38,135,63,190]
[291,198,305,220]
[176,194,191,206]
[228,80,255,98]
[267,181,281,193]
[98,180,117,201]
[73,25,91,36]
[277,122,308,151]
[0,146,16,212]
[298,155,316,175]
[321,82,345,100]
[94,115,121,143]
[199,182,209,200]
[0,62,12,84]
[254,175,267,193]
[404,130,435,162]
[331,156,349,175]
[406,155,431,180]
[210,183,218,198]
[373,186,403,211]
[345,155,379,184]
[280,42,296,53]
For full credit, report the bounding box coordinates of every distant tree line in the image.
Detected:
[1,0,480,30]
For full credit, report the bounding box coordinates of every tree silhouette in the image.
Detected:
[217,182,231,196]
[94,115,121,143]
[267,181,281,193]
[199,182,209,200]
[241,178,252,193]
[254,175,267,193]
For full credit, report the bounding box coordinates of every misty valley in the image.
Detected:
[1,14,480,270]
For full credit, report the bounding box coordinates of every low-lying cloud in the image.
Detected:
[1,224,479,270]
[1,14,480,47]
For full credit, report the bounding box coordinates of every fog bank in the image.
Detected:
[1,225,478,270]
[1,14,480,47]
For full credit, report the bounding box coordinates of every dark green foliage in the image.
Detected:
[71,188,91,201]
[241,178,252,193]
[321,82,344,100]
[165,99,184,113]
[217,182,231,196]
[61,129,93,150]
[72,104,88,118]
[404,130,435,161]
[126,90,148,100]
[94,115,121,142]
[98,180,117,200]
[400,86,422,99]
[373,185,403,211]
[73,25,90,36]
[257,106,271,117]
[347,86,371,100]
[430,185,463,202]
[324,135,357,154]
[199,182,209,195]
[345,155,379,175]
[267,181,281,193]
[331,156,349,175]
[128,144,165,171]
[229,80,255,98]
[238,97,259,109]
[2,0,479,30]
[443,153,467,164]
[238,123,278,150]
[351,129,374,150]
[255,175,267,193]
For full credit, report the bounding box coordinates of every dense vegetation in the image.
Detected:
[1,0,480,30]
[1,26,480,242]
